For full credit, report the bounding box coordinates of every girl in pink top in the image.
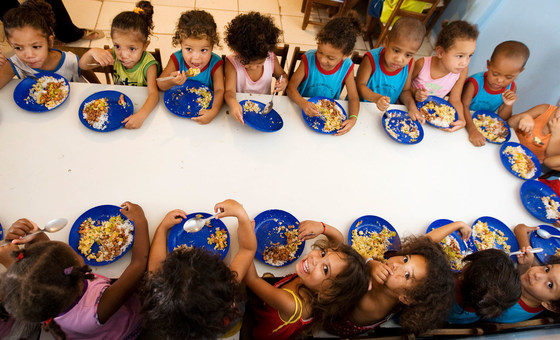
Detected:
[224,12,288,124]
[0,202,149,340]
[411,21,478,132]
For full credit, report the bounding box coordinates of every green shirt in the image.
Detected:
[112,50,160,86]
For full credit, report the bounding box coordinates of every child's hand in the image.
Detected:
[171,71,187,86]
[375,96,390,112]
[214,199,245,219]
[369,260,393,285]
[549,117,560,137]
[120,201,146,224]
[274,76,288,93]
[413,87,428,102]
[518,114,534,133]
[455,222,472,240]
[122,112,146,129]
[408,107,425,124]
[502,90,517,106]
[230,102,244,124]
[297,220,326,241]
[517,246,535,266]
[192,109,213,124]
[160,209,187,230]
[468,128,486,146]
[335,116,356,136]
[303,101,320,117]
[445,119,466,133]
[0,50,7,68]
[6,218,41,244]
[89,48,114,67]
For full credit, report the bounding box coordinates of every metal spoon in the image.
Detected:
[262,75,282,114]
[510,248,544,256]
[0,218,68,246]
[536,229,560,239]
[9,61,39,81]
[183,212,220,233]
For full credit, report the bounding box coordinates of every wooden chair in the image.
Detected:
[479,317,560,334]
[274,44,290,69]
[301,0,349,30]
[284,46,306,96]
[351,51,363,65]
[53,45,101,83]
[100,45,162,84]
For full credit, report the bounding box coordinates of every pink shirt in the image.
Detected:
[227,52,275,94]
[54,274,142,340]
[411,56,460,98]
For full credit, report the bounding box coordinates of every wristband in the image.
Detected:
[321,222,326,234]
[366,258,374,263]
[349,114,357,119]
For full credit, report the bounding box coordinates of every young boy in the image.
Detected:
[462,41,530,146]
[356,17,425,121]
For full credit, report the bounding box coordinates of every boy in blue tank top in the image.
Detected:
[356,17,425,121]
[287,16,361,136]
[462,41,529,146]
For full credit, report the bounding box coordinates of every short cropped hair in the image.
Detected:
[490,40,530,67]
[387,17,426,45]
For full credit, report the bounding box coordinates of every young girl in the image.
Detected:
[287,16,361,136]
[224,12,288,125]
[80,1,159,129]
[0,202,149,339]
[244,220,369,339]
[0,0,81,89]
[426,221,521,324]
[156,10,224,125]
[410,20,479,132]
[141,199,256,339]
[325,236,454,337]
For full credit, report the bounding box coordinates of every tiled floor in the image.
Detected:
[1,0,434,77]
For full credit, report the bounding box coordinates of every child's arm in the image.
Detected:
[272,57,288,93]
[5,218,50,245]
[214,199,256,281]
[286,62,319,117]
[78,48,114,70]
[336,72,359,136]
[508,104,549,133]
[426,221,471,243]
[156,57,188,91]
[0,50,6,68]
[513,223,538,273]
[97,201,149,323]
[192,64,224,124]
[496,89,517,120]
[410,58,428,103]
[147,209,187,274]
[297,220,344,244]
[223,58,244,124]
[0,61,16,90]
[444,67,469,132]
[461,81,486,146]
[122,64,159,129]
[400,66,425,123]
[355,56,390,111]
[545,117,560,169]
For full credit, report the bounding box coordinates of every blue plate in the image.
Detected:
[416,95,458,129]
[254,209,303,267]
[240,99,283,132]
[520,180,560,223]
[69,205,135,266]
[347,215,401,260]
[530,225,560,264]
[13,72,70,112]
[471,216,519,254]
[167,212,229,260]
[472,110,511,144]
[164,80,213,118]
[0,222,3,241]
[426,219,474,253]
[382,109,424,144]
[302,96,346,134]
[78,90,133,132]
[500,142,541,180]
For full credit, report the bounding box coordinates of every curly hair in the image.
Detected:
[111,1,154,43]
[0,241,94,340]
[490,40,530,68]
[224,12,280,65]
[387,17,425,46]
[141,247,243,339]
[316,16,361,55]
[545,256,560,312]
[3,0,55,39]
[436,20,479,51]
[391,236,454,335]
[172,10,219,47]
[460,249,521,319]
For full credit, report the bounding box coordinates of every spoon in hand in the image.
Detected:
[262,75,283,114]
[183,212,221,233]
[0,218,68,247]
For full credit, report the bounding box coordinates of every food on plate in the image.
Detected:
[188,87,212,110]
[263,225,301,266]
[472,221,510,252]
[385,112,420,142]
[27,76,69,109]
[541,195,560,220]
[315,99,344,132]
[473,114,509,142]
[503,145,537,179]
[243,100,261,113]
[555,248,560,257]
[440,235,464,271]
[118,94,127,108]
[78,215,134,262]
[82,97,109,130]
[351,225,396,260]
[419,101,456,127]
[207,228,228,250]
[187,68,200,77]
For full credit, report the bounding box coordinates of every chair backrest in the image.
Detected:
[274,44,289,69]
[285,46,306,96]
[53,45,101,83]
[351,51,363,65]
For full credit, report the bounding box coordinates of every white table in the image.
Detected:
[0,80,541,278]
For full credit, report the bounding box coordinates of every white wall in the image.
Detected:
[433,0,560,111]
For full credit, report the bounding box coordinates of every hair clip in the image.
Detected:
[16,253,24,260]
[133,7,144,14]
[63,266,73,276]
[43,318,52,326]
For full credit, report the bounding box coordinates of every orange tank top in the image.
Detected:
[515,105,557,162]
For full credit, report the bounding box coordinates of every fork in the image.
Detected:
[10,61,39,81]
[262,75,283,114]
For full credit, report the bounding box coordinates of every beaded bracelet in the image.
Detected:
[321,222,326,234]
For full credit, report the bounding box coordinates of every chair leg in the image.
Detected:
[302,0,313,30]
[301,0,307,13]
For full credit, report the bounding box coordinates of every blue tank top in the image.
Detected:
[171,51,223,89]
[364,47,411,103]
[468,72,514,112]
[446,301,481,324]
[297,50,353,99]
[486,299,543,323]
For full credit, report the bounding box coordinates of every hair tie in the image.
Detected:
[16,253,24,260]
[43,318,52,325]
[64,266,73,276]
[133,7,144,14]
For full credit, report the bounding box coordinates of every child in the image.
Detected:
[462,41,530,146]
[325,236,455,337]
[244,220,369,339]
[0,0,81,89]
[509,104,560,169]
[426,221,521,324]
[80,1,159,129]
[141,199,256,339]
[356,17,424,119]
[411,21,479,132]
[286,16,361,136]
[224,12,288,124]
[157,10,224,125]
[0,202,149,339]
